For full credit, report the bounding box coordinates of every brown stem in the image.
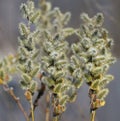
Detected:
[90,111,96,121]
[3,84,29,121]
[89,89,96,121]
[45,93,50,121]
[30,99,35,121]
[52,95,60,121]
[29,82,46,117]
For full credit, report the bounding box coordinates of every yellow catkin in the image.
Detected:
[24,90,32,101]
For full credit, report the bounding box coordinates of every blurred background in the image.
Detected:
[0,0,120,121]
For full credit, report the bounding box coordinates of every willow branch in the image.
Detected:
[30,99,35,121]
[45,93,50,121]
[89,89,96,121]
[3,84,29,121]
[29,82,46,117]
[90,111,96,121]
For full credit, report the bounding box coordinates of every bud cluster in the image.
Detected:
[71,13,116,111]
[0,1,116,121]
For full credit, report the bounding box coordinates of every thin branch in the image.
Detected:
[90,111,96,121]
[34,82,46,110]
[89,89,96,121]
[29,82,46,117]
[3,84,29,121]
[45,93,50,121]
[30,99,35,121]
[52,95,60,121]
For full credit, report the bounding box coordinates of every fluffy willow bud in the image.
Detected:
[95,13,104,27]
[73,78,83,89]
[71,55,79,66]
[29,81,37,93]
[105,75,114,81]
[73,68,81,79]
[62,12,71,25]
[80,13,90,22]
[18,47,28,56]
[88,47,97,56]
[22,73,32,84]
[91,66,103,76]
[107,57,116,64]
[99,75,114,88]
[97,88,109,99]
[93,38,104,45]
[54,71,65,79]
[85,74,93,84]
[30,10,41,23]
[31,50,39,59]
[69,93,77,102]
[45,77,55,87]
[17,64,26,73]
[81,37,91,49]
[63,28,75,37]
[47,67,56,75]
[59,95,69,105]
[54,83,62,93]
[43,42,53,52]
[71,43,80,54]
[19,23,29,36]
[93,55,105,62]
[30,66,39,77]
[54,41,67,50]
[107,38,114,48]
[20,3,28,16]
[60,83,69,93]
[27,1,35,12]
[102,64,109,72]
[20,1,35,18]
[55,60,67,67]
[54,7,61,17]
[85,63,93,71]
[90,80,100,90]
[79,56,87,63]
[43,2,52,12]
[50,51,59,60]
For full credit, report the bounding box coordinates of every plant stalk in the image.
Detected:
[90,110,96,121]
[45,93,50,121]
[53,116,59,121]
[3,84,29,121]
[30,99,35,121]
[29,82,45,117]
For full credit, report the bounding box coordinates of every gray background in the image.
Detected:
[0,0,120,121]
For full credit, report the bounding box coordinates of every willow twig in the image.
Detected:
[29,82,45,117]
[45,93,50,121]
[90,111,96,121]
[3,84,29,121]
[30,99,35,121]
[89,89,96,121]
